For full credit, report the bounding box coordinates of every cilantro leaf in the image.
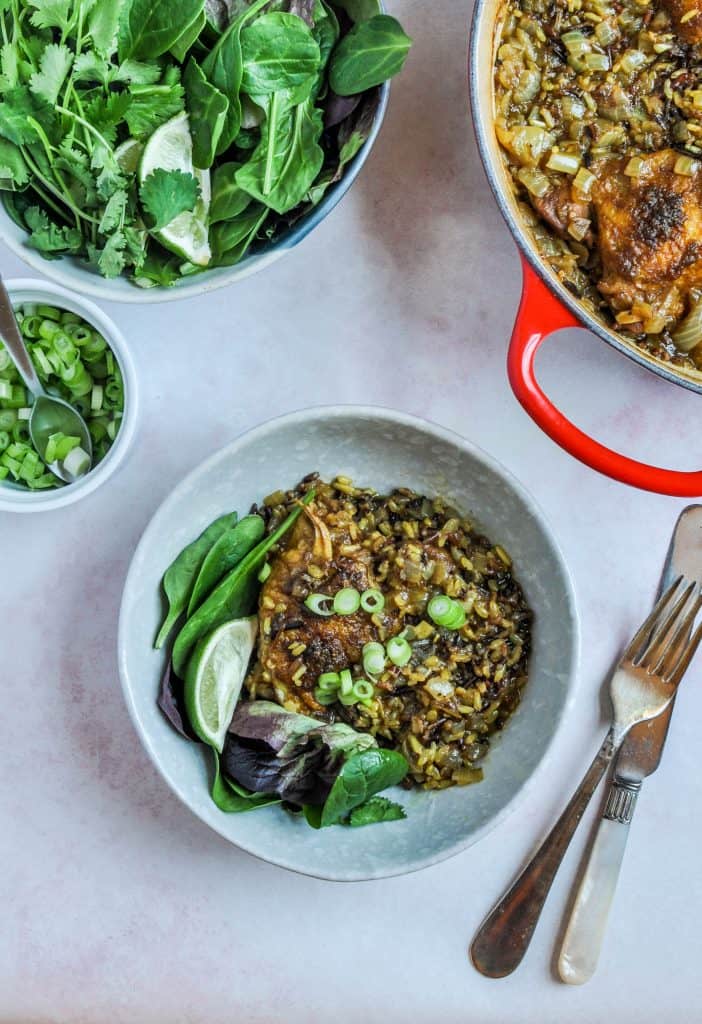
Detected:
[73,51,111,86]
[0,87,54,145]
[124,82,184,138]
[348,796,407,827]
[133,248,182,288]
[122,225,147,271]
[26,0,79,34]
[140,168,200,229]
[98,188,127,233]
[0,139,29,189]
[29,43,73,105]
[90,142,126,200]
[114,59,162,85]
[89,230,127,277]
[24,205,83,257]
[84,92,131,144]
[87,0,124,57]
[0,43,18,91]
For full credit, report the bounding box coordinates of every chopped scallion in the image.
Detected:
[304,593,334,617]
[360,588,385,613]
[333,587,361,615]
[386,636,412,667]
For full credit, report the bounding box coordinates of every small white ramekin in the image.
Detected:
[0,278,138,513]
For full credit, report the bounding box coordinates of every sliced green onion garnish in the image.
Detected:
[91,384,103,412]
[360,588,385,613]
[443,604,467,630]
[17,407,31,421]
[62,446,90,478]
[386,636,412,667]
[314,688,338,706]
[339,668,353,697]
[317,671,341,694]
[428,595,453,625]
[257,562,271,583]
[55,434,80,461]
[333,587,361,615]
[362,641,386,676]
[304,593,334,616]
[352,679,374,701]
[0,381,11,400]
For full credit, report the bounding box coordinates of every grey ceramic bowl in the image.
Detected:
[118,406,578,880]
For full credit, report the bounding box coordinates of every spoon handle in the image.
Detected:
[470,729,616,978]
[0,277,43,396]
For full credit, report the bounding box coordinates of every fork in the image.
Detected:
[470,576,702,978]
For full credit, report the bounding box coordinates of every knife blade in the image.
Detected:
[616,504,702,782]
[558,505,702,984]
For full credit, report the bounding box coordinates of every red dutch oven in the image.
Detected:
[469,0,702,497]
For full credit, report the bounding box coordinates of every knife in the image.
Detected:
[558,505,702,984]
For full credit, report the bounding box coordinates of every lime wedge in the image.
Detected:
[114,138,143,174]
[139,112,211,267]
[184,617,257,751]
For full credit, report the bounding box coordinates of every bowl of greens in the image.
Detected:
[118,406,578,880]
[0,0,411,302]
[0,278,138,512]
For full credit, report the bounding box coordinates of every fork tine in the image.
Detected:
[641,582,702,674]
[623,576,684,664]
[664,617,702,685]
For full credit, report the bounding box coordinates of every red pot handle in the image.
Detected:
[508,257,702,497]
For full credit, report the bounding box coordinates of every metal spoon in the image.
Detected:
[0,278,92,484]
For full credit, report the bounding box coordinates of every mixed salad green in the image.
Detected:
[0,302,123,488]
[156,493,409,829]
[0,0,411,286]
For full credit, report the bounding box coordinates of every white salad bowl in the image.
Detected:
[0,278,138,513]
[0,87,388,305]
[118,406,578,880]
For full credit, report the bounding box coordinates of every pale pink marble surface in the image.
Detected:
[2,1,702,1020]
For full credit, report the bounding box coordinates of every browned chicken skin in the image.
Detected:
[591,149,702,325]
[247,502,392,714]
[664,0,702,43]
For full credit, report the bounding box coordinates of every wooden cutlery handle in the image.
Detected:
[470,731,616,978]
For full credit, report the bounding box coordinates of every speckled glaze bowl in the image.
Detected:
[118,406,578,880]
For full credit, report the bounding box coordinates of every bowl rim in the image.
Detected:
[0,84,390,305]
[118,404,580,881]
[0,277,139,513]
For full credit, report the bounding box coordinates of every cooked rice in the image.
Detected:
[246,476,532,790]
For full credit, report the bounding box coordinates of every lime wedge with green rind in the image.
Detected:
[184,617,257,750]
[139,112,211,267]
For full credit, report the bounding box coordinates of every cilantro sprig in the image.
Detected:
[0,0,411,287]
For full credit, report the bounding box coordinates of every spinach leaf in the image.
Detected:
[184,57,229,168]
[235,94,324,214]
[320,748,408,826]
[315,1,341,69]
[171,10,207,62]
[330,0,381,23]
[329,14,411,96]
[349,795,406,827]
[201,0,270,155]
[154,510,238,650]
[210,161,253,222]
[240,13,321,95]
[119,0,206,60]
[171,490,314,677]
[306,86,379,203]
[187,514,265,616]
[211,748,280,812]
[211,203,268,264]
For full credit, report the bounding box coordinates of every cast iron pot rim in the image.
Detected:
[467,0,702,396]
